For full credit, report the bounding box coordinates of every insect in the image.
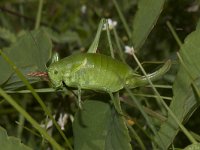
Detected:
[47,53,171,92]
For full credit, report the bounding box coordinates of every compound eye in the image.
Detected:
[54,70,58,75]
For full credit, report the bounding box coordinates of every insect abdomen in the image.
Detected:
[62,53,133,92]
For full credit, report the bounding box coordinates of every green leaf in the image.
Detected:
[0,28,52,89]
[132,0,165,50]
[73,100,132,150]
[184,143,200,150]
[0,26,16,43]
[154,27,200,149]
[42,27,81,44]
[0,126,32,150]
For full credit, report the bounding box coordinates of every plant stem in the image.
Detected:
[0,88,63,150]
[0,50,73,150]
[131,52,197,144]
[35,0,44,29]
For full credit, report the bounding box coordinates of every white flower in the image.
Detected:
[103,19,117,30]
[81,5,87,14]
[187,4,199,12]
[40,113,73,131]
[124,46,135,55]
[69,114,74,122]
[41,115,55,129]
[58,113,69,130]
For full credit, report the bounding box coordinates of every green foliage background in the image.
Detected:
[0,0,200,150]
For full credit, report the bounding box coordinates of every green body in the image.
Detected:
[47,53,171,92]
